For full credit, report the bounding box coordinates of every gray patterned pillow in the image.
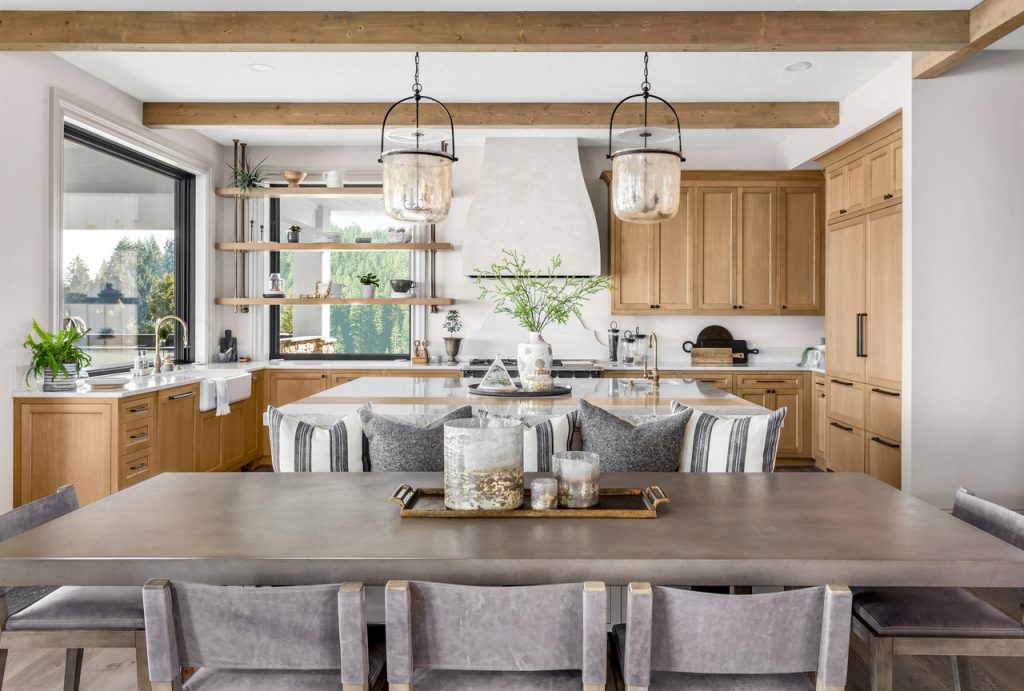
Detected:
[577,400,693,472]
[358,405,474,472]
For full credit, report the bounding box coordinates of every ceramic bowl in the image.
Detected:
[282,170,307,187]
[390,279,416,293]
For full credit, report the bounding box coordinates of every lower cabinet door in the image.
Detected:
[813,383,827,464]
[196,410,222,473]
[827,420,865,473]
[773,390,806,457]
[867,435,901,489]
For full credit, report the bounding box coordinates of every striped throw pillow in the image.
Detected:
[670,402,786,473]
[524,410,579,472]
[267,406,365,472]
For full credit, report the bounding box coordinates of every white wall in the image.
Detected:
[0,52,222,512]
[909,50,1024,510]
[223,141,823,362]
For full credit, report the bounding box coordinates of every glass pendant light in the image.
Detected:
[607,53,685,224]
[379,52,458,223]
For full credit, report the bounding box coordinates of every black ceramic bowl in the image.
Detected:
[390,279,415,293]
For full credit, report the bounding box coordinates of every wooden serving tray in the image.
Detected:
[390,484,669,519]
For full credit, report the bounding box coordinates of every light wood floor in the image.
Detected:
[4,589,1024,690]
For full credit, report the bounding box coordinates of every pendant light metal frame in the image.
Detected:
[378,52,458,166]
[606,52,685,165]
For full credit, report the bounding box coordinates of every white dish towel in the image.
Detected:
[214,378,231,416]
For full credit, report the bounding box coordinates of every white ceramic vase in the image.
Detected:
[517,331,554,392]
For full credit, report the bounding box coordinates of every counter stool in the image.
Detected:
[143,579,385,690]
[0,485,148,691]
[384,580,607,690]
[613,582,852,690]
[851,488,1024,691]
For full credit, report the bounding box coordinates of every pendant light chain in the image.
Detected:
[641,52,651,138]
[412,52,422,143]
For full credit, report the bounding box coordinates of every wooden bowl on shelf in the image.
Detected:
[281,170,307,187]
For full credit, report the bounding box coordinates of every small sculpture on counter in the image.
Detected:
[411,339,430,365]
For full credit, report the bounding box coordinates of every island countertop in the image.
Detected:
[278,376,767,425]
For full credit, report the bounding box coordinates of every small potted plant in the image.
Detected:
[287,224,302,243]
[442,309,464,363]
[23,320,92,392]
[227,156,267,195]
[358,272,380,298]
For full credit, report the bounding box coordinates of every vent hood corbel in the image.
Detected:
[462,138,601,277]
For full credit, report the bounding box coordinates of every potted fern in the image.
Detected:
[23,321,92,392]
[473,250,612,392]
[442,309,464,363]
[358,272,380,298]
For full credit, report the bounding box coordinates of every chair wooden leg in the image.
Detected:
[135,631,152,691]
[63,648,84,691]
[951,656,972,691]
[868,635,893,691]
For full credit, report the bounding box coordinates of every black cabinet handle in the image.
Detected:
[831,379,854,387]
[871,436,900,449]
[855,313,868,357]
[830,422,854,432]
[320,374,327,379]
[168,391,195,401]
[128,405,149,414]
[755,380,786,383]
[782,305,788,309]
[871,388,900,398]
[128,462,148,472]
[129,432,148,440]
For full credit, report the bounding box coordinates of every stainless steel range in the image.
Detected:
[461,358,603,379]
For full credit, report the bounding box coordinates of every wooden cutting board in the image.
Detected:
[689,347,734,365]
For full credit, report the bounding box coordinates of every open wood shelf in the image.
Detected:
[215,241,453,252]
[215,297,455,306]
[215,186,382,198]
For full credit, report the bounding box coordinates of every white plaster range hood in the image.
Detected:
[463,138,601,276]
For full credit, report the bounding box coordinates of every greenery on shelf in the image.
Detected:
[23,321,92,383]
[473,250,613,334]
[227,156,268,193]
[357,272,380,287]
[288,224,302,234]
[443,309,463,336]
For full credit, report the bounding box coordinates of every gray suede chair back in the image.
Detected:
[385,580,607,690]
[0,485,77,542]
[143,579,372,689]
[621,583,852,690]
[952,487,1024,550]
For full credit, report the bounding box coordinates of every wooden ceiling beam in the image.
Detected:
[142,101,840,130]
[914,0,1024,78]
[0,10,968,52]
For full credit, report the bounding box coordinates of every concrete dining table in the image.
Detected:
[2,472,1023,589]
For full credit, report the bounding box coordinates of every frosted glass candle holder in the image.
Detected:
[444,418,523,511]
[553,451,600,509]
[530,478,558,511]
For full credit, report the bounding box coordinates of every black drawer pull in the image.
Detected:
[128,405,149,414]
[871,436,900,449]
[830,422,854,432]
[128,462,148,472]
[755,380,786,383]
[831,379,854,387]
[870,388,900,398]
[168,391,195,400]
[128,432,148,440]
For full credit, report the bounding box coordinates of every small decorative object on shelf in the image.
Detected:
[23,320,91,392]
[411,339,430,365]
[386,227,410,243]
[474,250,612,392]
[259,224,265,241]
[530,478,558,511]
[227,155,267,195]
[608,320,620,362]
[287,225,302,243]
[264,272,284,297]
[553,451,600,509]
[444,418,524,511]
[355,237,372,243]
[281,169,307,188]
[358,272,380,298]
[330,282,347,298]
[442,309,463,363]
[477,356,517,393]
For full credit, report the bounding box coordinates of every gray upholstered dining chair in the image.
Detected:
[384,580,607,690]
[142,579,385,690]
[0,485,148,691]
[851,487,1024,691]
[613,582,853,690]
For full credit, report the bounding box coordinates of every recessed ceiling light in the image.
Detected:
[249,63,275,73]
[785,61,813,72]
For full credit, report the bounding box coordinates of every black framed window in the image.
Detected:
[269,194,415,360]
[61,123,195,373]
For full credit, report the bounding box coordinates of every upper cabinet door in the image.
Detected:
[826,217,868,382]
[657,187,695,311]
[845,158,868,216]
[866,205,902,389]
[736,187,778,312]
[826,167,847,221]
[611,217,658,312]
[697,187,739,311]
[891,141,903,199]
[779,186,823,314]
[867,146,893,207]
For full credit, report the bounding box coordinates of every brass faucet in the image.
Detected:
[154,315,189,373]
[643,332,660,387]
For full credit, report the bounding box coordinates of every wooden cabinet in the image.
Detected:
[826,216,868,382]
[867,435,901,488]
[826,377,866,428]
[779,187,823,313]
[607,172,823,316]
[825,158,866,220]
[241,374,262,461]
[736,372,809,458]
[268,370,329,407]
[156,384,198,474]
[827,420,865,474]
[610,188,694,313]
[196,409,222,473]
[826,167,846,221]
[865,205,902,390]
[812,375,827,467]
[867,386,901,442]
